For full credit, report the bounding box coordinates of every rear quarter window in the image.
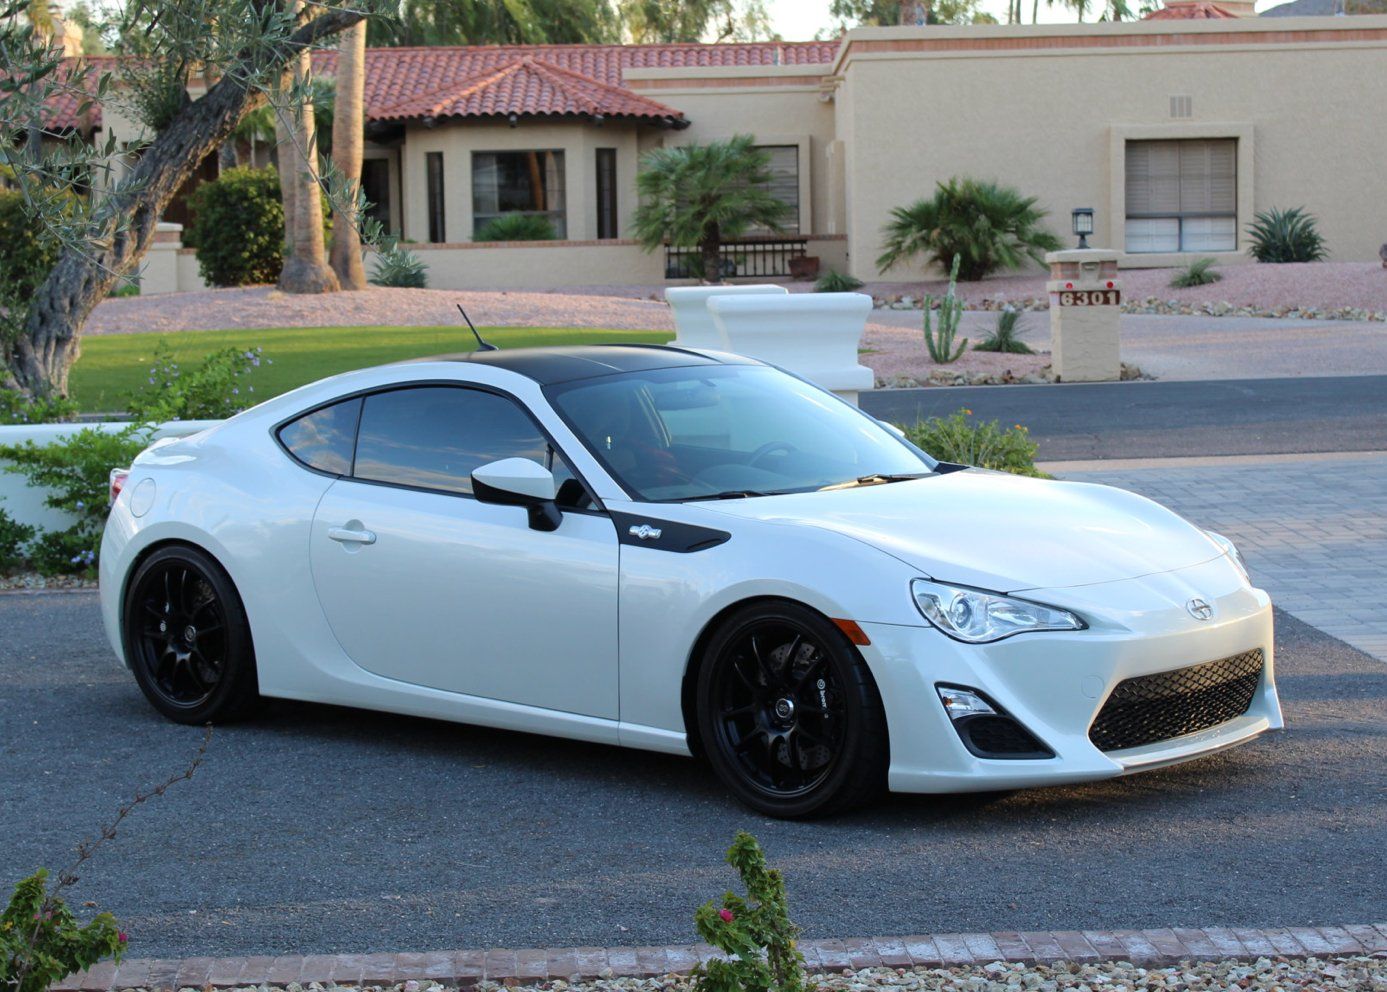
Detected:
[277,397,362,475]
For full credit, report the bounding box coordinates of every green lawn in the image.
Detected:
[70,324,673,412]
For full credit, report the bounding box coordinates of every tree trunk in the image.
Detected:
[328,19,367,290]
[700,223,722,285]
[272,89,298,253]
[276,2,339,295]
[7,8,365,398]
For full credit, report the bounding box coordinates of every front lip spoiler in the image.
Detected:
[1107,713,1276,772]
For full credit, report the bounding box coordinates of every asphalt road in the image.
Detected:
[1,592,1383,959]
[860,375,1387,461]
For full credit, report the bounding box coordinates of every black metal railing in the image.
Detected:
[665,237,808,280]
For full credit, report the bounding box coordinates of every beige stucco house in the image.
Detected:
[58,13,1387,290]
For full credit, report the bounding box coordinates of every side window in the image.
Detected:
[352,386,550,496]
[278,398,362,475]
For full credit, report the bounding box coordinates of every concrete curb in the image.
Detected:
[55,924,1387,990]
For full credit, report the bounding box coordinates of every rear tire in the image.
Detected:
[696,601,889,818]
[122,545,259,724]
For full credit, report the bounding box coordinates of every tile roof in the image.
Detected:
[368,56,686,125]
[1142,2,1240,18]
[30,55,114,132]
[319,41,838,125]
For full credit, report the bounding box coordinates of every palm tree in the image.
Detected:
[877,177,1062,282]
[328,20,366,290]
[275,0,338,294]
[632,135,790,285]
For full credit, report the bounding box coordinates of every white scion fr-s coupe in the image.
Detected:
[101,345,1283,817]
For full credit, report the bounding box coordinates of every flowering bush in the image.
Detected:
[692,832,806,992]
[126,343,266,422]
[904,410,1047,478]
[0,425,152,576]
[0,871,125,992]
[0,507,34,572]
[0,390,77,426]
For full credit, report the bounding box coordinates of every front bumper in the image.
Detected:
[863,556,1282,794]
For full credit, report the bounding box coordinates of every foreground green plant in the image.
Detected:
[0,727,210,992]
[973,307,1033,354]
[693,832,806,992]
[877,177,1062,281]
[0,390,76,426]
[1169,257,1222,288]
[815,269,864,293]
[904,410,1047,478]
[923,255,968,364]
[1247,207,1327,263]
[125,343,266,422]
[0,507,34,572]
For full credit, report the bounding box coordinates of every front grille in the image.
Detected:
[1089,650,1264,752]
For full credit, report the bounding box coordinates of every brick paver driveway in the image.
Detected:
[1053,452,1387,661]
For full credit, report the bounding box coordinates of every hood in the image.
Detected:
[695,469,1224,592]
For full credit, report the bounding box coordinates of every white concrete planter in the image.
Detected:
[0,420,220,532]
[666,284,789,351]
[706,292,875,405]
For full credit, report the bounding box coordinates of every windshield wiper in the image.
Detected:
[818,472,931,492]
[681,489,775,501]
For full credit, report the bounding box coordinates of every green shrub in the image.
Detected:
[814,269,864,292]
[973,307,1033,354]
[107,282,140,299]
[126,343,265,422]
[693,833,805,992]
[0,390,77,425]
[369,241,429,288]
[27,526,101,577]
[0,506,35,572]
[1247,207,1327,263]
[0,870,126,992]
[904,410,1047,477]
[1169,257,1222,288]
[923,255,967,364]
[0,185,75,344]
[474,213,558,242]
[877,177,1062,281]
[185,166,284,287]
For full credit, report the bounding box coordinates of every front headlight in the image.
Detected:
[1205,530,1249,581]
[911,578,1084,643]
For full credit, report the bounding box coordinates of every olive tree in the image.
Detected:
[0,0,381,399]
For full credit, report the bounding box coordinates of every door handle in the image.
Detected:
[328,526,376,546]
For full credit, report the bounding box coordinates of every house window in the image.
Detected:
[362,158,391,234]
[596,148,618,240]
[472,150,567,239]
[1125,139,1236,253]
[425,152,445,243]
[755,145,800,235]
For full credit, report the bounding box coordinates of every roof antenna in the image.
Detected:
[457,304,498,352]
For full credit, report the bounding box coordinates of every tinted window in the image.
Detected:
[278,398,362,475]
[549,365,932,502]
[353,387,550,496]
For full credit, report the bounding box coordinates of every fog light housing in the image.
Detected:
[937,686,995,720]
[937,684,1054,760]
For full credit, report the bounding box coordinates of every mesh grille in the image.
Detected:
[1089,650,1264,752]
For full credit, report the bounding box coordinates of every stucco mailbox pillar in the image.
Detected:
[666,284,788,350]
[1045,249,1122,382]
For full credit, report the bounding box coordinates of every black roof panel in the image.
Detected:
[410,344,756,384]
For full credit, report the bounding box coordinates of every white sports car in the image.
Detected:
[101,345,1283,817]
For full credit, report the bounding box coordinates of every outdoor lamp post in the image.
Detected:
[1072,207,1094,249]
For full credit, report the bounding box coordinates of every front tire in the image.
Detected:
[122,545,259,724]
[696,602,889,818]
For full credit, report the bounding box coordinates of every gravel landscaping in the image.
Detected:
[120,958,1387,992]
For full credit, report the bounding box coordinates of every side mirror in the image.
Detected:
[471,458,562,532]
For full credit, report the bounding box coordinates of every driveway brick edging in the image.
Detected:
[55,925,1387,991]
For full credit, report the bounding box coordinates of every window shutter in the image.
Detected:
[1126,141,1180,216]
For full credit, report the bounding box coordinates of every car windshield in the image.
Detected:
[547,364,936,502]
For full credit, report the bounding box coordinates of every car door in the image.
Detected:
[307,384,619,719]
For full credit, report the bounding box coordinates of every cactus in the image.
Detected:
[923,254,968,364]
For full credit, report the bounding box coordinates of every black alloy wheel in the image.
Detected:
[698,602,888,818]
[123,545,259,723]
